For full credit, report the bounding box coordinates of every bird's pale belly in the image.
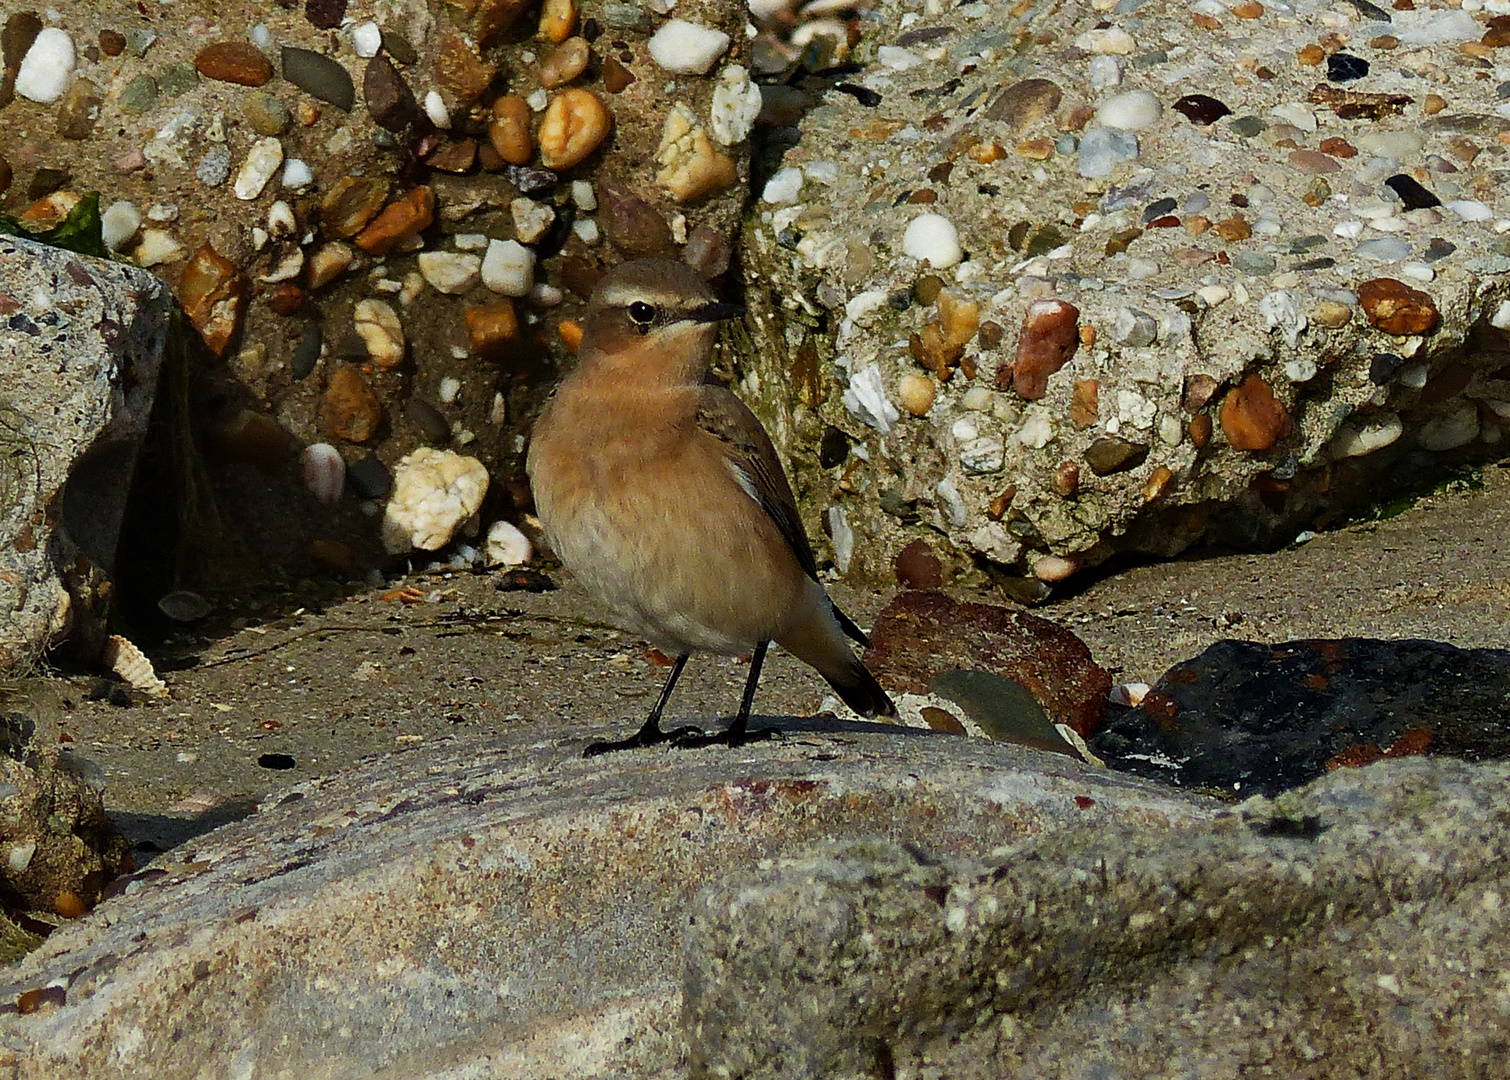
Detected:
[542,484,802,657]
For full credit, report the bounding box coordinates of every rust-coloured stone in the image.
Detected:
[355,186,435,255]
[1070,378,1099,428]
[424,138,477,173]
[195,42,274,86]
[1219,374,1292,451]
[1189,412,1213,449]
[1006,299,1079,399]
[1357,277,1439,336]
[322,366,383,443]
[266,283,304,315]
[466,300,520,357]
[865,590,1111,737]
[1182,372,1220,412]
[1052,460,1079,497]
[177,243,247,358]
[894,540,943,589]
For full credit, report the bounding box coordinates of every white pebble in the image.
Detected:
[1075,27,1135,53]
[1417,402,1479,451]
[530,282,563,307]
[902,213,962,269]
[134,229,184,266]
[1492,300,1510,330]
[482,238,534,296]
[353,299,406,365]
[233,137,284,201]
[526,87,548,112]
[15,27,74,104]
[762,167,805,205]
[1445,199,1493,222]
[147,202,179,222]
[453,232,489,251]
[1333,220,1364,240]
[249,24,272,50]
[572,219,600,244]
[571,180,597,211]
[268,199,297,237]
[101,200,142,253]
[7,841,35,875]
[647,19,731,75]
[877,45,925,70]
[1016,408,1054,449]
[804,160,839,185]
[1096,89,1161,130]
[351,21,383,58]
[281,158,313,190]
[1268,102,1317,132]
[843,363,899,434]
[1197,284,1230,307]
[417,251,482,294]
[1284,358,1317,382]
[510,198,555,244]
[438,377,462,404]
[381,448,490,554]
[1087,55,1122,89]
[484,520,533,567]
[1400,261,1435,283]
[710,64,761,146]
[424,90,451,129]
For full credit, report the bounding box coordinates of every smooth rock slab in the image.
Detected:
[0,724,1213,1079]
[0,235,172,669]
[685,757,1510,1079]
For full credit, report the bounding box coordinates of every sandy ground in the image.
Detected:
[39,462,1510,859]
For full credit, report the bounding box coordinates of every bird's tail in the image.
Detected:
[779,582,897,718]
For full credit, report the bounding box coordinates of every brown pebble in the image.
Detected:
[1370,34,1399,49]
[1184,214,1211,235]
[538,36,589,89]
[320,176,391,238]
[424,138,477,173]
[682,225,732,280]
[322,366,383,442]
[602,55,635,93]
[1288,149,1340,174]
[355,186,435,255]
[1052,460,1079,497]
[0,157,11,195]
[984,77,1062,130]
[919,706,967,735]
[896,372,937,415]
[1189,412,1213,449]
[986,487,1016,521]
[1318,136,1357,158]
[969,141,1006,164]
[1423,93,1446,115]
[466,301,520,357]
[437,32,497,103]
[53,891,86,919]
[178,244,247,359]
[540,0,577,42]
[305,0,349,30]
[1005,299,1079,400]
[597,179,676,258]
[910,324,962,379]
[488,95,534,165]
[1357,277,1440,336]
[539,87,612,170]
[1297,42,1324,64]
[1220,375,1292,451]
[99,29,125,56]
[977,320,1004,350]
[363,55,420,131]
[907,189,938,205]
[1191,12,1221,29]
[1231,0,1263,17]
[1084,437,1149,476]
[57,79,102,140]
[267,283,304,315]
[195,41,274,86]
[937,290,980,349]
[895,539,943,589]
[1183,374,1220,412]
[1142,465,1174,502]
[1214,215,1252,241]
[1015,138,1054,160]
[17,986,65,1014]
[1070,378,1099,428]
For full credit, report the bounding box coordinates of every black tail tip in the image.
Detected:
[829,660,897,719]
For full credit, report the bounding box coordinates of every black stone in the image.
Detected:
[1327,53,1369,82]
[405,397,450,444]
[346,454,392,499]
[834,83,881,107]
[819,426,850,468]
[1425,237,1457,261]
[1369,353,1405,385]
[1172,93,1232,126]
[1291,257,1336,271]
[507,165,558,194]
[258,753,298,770]
[291,320,322,379]
[494,568,557,593]
[1141,197,1178,224]
[1384,173,1441,210]
[305,0,348,30]
[1090,637,1510,797]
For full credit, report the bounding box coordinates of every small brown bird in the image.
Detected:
[527,259,896,754]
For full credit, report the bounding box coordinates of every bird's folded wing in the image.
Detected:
[695,386,820,581]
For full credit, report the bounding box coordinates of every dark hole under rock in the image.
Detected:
[1090,637,1510,798]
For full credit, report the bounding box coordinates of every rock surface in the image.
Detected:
[0,725,1212,1078]
[737,0,1510,586]
[685,757,1510,1079]
[0,234,171,668]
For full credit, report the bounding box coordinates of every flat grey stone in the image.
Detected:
[0,723,1212,1078]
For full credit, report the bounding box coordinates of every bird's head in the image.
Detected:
[578,259,744,383]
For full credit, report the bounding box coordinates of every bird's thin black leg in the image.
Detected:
[673,641,780,749]
[584,653,704,757]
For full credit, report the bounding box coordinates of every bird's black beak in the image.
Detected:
[689,301,746,324]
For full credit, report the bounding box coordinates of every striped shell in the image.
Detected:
[102,635,169,699]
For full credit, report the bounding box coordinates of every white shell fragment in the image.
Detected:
[647,20,731,75]
[302,443,346,507]
[103,635,170,699]
[234,137,284,201]
[484,520,533,567]
[382,448,490,554]
[710,65,761,146]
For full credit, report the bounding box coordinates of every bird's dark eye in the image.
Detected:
[627,301,657,326]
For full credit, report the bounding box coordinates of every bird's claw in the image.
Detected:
[582,723,705,758]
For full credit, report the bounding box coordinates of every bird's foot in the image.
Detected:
[669,724,782,750]
[582,723,705,758]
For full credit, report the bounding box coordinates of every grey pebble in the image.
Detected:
[282,47,355,111]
